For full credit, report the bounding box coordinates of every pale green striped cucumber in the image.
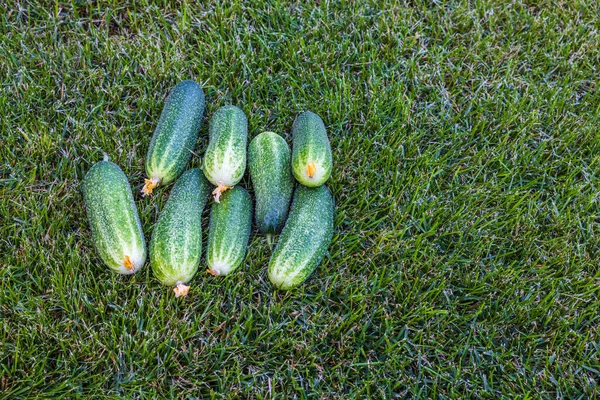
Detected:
[149,169,210,296]
[268,185,334,290]
[83,157,146,274]
[206,186,252,276]
[143,80,205,195]
[291,111,333,187]
[248,131,295,236]
[202,106,248,202]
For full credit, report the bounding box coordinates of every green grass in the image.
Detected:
[1,0,600,398]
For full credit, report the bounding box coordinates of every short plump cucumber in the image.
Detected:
[83,157,146,274]
[291,111,333,187]
[206,186,252,276]
[248,132,295,236]
[143,80,205,195]
[268,185,334,290]
[150,169,211,296]
[202,106,248,202]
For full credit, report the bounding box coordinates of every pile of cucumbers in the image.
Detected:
[83,80,334,296]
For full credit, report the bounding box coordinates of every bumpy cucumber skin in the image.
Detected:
[203,106,248,187]
[268,185,334,290]
[206,186,253,275]
[145,80,205,185]
[248,132,295,235]
[291,111,333,187]
[83,160,146,274]
[150,169,211,286]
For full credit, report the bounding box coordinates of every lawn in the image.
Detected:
[1,0,600,398]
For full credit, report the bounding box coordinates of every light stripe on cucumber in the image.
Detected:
[202,106,248,202]
[142,80,205,195]
[83,156,146,274]
[150,169,211,297]
[291,111,333,187]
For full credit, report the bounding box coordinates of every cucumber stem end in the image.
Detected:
[212,181,233,203]
[141,177,160,196]
[123,255,134,270]
[306,162,317,178]
[173,281,190,297]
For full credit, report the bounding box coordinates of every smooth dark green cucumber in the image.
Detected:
[202,106,248,201]
[268,185,334,290]
[206,186,252,276]
[150,169,211,295]
[83,157,146,274]
[143,80,205,195]
[291,111,333,187]
[248,131,295,235]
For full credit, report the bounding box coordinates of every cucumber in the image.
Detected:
[291,111,333,187]
[83,157,146,274]
[142,80,205,195]
[248,131,295,237]
[149,169,211,296]
[202,106,248,202]
[268,185,334,290]
[206,186,252,276]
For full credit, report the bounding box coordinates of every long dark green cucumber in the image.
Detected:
[268,185,334,290]
[205,186,253,276]
[248,131,295,236]
[83,157,146,274]
[150,168,211,296]
[143,80,205,195]
[291,111,333,187]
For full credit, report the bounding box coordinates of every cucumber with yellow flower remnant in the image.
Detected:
[150,169,211,297]
[202,106,248,202]
[206,186,252,276]
[142,80,205,195]
[83,156,146,274]
[291,111,333,187]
